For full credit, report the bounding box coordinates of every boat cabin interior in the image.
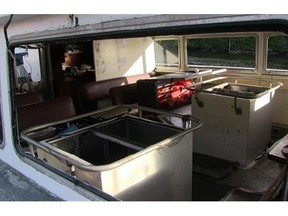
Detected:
[7,15,288,201]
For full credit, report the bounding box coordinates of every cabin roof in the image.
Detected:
[6,14,288,46]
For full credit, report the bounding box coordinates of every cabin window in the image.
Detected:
[154,39,179,68]
[186,36,256,70]
[14,46,41,92]
[267,36,288,71]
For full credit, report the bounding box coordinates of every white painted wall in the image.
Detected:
[93,37,155,81]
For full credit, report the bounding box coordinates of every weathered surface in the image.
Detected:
[0,159,62,201]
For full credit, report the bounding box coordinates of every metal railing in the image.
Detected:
[21,104,202,172]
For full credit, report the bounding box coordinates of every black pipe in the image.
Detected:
[234,97,242,115]
[281,154,288,200]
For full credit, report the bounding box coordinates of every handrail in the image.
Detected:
[21,105,202,172]
[154,68,227,81]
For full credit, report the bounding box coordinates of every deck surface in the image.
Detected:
[0,159,62,201]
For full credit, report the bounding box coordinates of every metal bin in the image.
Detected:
[192,80,282,166]
[23,106,202,201]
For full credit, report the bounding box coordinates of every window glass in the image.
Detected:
[187,37,256,69]
[267,36,288,71]
[154,39,179,67]
[15,47,41,88]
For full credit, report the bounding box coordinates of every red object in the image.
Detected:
[157,80,195,108]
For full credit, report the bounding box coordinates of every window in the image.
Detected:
[267,36,288,71]
[154,39,179,68]
[14,46,41,92]
[187,36,256,69]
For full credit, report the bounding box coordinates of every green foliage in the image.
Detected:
[187,37,256,53]
[268,36,288,53]
[186,37,256,68]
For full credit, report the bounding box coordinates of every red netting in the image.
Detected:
[157,80,195,108]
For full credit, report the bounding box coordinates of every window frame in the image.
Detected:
[264,33,288,75]
[185,33,259,74]
[153,37,181,72]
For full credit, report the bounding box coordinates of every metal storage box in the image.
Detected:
[192,81,280,167]
[28,107,200,201]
